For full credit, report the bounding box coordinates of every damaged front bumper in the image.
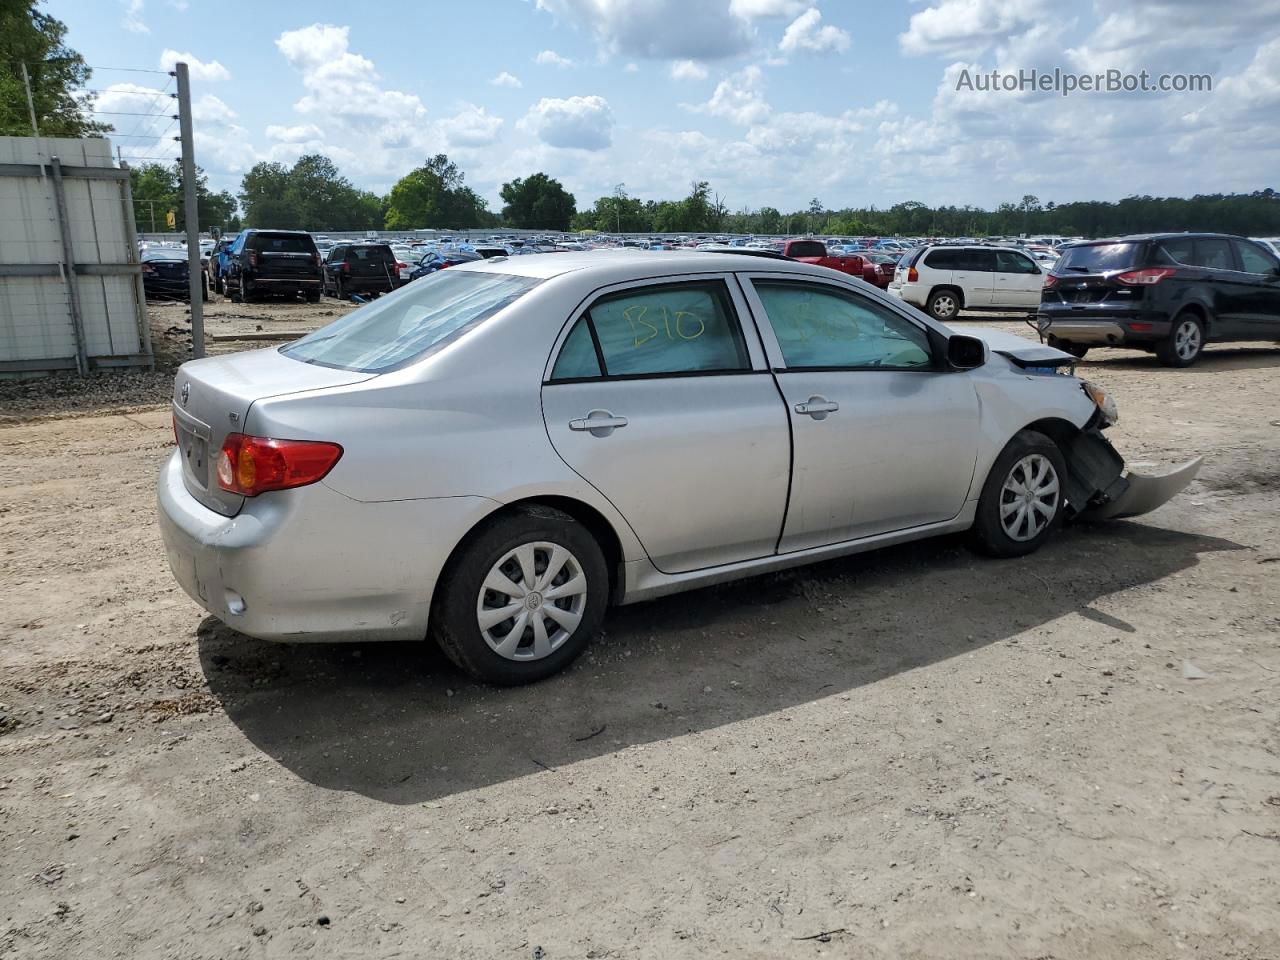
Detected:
[1063,422,1202,521]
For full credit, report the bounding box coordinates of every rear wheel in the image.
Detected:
[229,274,242,303]
[1156,313,1204,367]
[305,288,320,304]
[335,276,345,301]
[241,277,255,303]
[926,288,961,321]
[431,508,607,685]
[970,430,1066,558]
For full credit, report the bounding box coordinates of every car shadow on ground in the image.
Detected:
[197,520,1242,805]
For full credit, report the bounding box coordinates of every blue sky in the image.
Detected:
[58,0,1280,213]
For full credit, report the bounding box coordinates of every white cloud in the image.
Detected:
[690,65,770,124]
[899,0,1051,58]
[122,0,148,33]
[158,49,231,82]
[535,49,573,68]
[624,62,639,73]
[490,71,522,88]
[265,123,324,142]
[778,8,850,55]
[670,60,709,81]
[191,94,237,124]
[519,95,614,150]
[535,0,798,62]
[438,103,504,147]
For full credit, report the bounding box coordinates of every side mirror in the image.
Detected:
[947,334,987,370]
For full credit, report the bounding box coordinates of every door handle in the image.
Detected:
[794,396,839,420]
[568,409,629,437]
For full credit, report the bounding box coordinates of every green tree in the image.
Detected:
[384,154,491,229]
[500,172,576,230]
[128,162,235,232]
[238,154,388,231]
[0,0,107,137]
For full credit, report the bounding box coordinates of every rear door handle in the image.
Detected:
[568,409,629,436]
[794,396,839,420]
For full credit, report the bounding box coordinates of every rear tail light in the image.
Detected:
[1043,275,1059,289]
[395,261,407,271]
[215,433,343,497]
[1115,267,1176,285]
[313,252,321,265]
[248,250,259,267]
[339,261,350,273]
[142,263,155,275]
[907,266,918,282]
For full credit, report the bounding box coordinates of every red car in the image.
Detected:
[780,239,890,288]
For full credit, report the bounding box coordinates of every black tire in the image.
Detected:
[969,430,1067,558]
[201,275,209,302]
[1048,336,1089,359]
[241,277,255,303]
[926,287,962,321]
[335,276,345,301]
[431,508,608,686]
[305,288,320,304]
[229,274,242,303]
[1156,312,1204,367]
[213,273,224,295]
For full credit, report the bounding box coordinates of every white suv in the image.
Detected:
[888,245,1045,321]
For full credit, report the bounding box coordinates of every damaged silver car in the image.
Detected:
[158,251,1200,684]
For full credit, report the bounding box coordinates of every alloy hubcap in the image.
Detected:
[476,541,586,661]
[1175,320,1201,360]
[934,296,956,317]
[999,454,1060,542]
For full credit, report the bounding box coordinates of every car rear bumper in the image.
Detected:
[1036,306,1172,345]
[886,282,926,306]
[248,277,321,288]
[156,451,498,643]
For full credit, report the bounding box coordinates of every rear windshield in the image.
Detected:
[787,241,827,258]
[248,233,314,254]
[1056,243,1140,273]
[281,269,541,373]
[348,245,394,262]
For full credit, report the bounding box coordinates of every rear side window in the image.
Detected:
[995,250,1038,274]
[1056,243,1141,272]
[923,248,962,270]
[787,241,827,258]
[1235,239,1279,274]
[550,281,749,380]
[282,270,541,373]
[962,249,997,272]
[249,233,314,254]
[1156,238,1194,264]
[753,281,933,370]
[1192,238,1234,270]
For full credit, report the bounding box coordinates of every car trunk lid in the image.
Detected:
[172,349,374,516]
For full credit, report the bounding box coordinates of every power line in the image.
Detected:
[91,110,178,118]
[88,66,174,76]
[84,88,175,99]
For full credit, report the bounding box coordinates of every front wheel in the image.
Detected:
[1156,314,1204,367]
[970,430,1066,558]
[1048,336,1089,359]
[431,508,608,685]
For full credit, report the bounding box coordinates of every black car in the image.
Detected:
[1037,233,1280,366]
[141,248,207,302]
[406,249,483,282]
[321,243,401,299]
[226,229,322,303]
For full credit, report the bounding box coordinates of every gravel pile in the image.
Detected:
[0,369,174,424]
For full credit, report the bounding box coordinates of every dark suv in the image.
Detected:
[1037,233,1280,366]
[321,242,400,299]
[226,230,322,303]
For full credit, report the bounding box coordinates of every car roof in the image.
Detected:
[450,248,840,282]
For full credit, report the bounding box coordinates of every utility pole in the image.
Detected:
[20,63,39,137]
[175,62,204,358]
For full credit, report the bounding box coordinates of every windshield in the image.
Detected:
[1056,242,1140,273]
[281,269,541,373]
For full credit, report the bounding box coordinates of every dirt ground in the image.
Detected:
[1,295,1279,959]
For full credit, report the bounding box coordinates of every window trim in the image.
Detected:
[543,276,758,384]
[1232,238,1280,276]
[745,276,942,373]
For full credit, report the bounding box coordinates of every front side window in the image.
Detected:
[753,281,933,370]
[550,281,749,379]
[282,269,541,373]
[1233,240,1278,275]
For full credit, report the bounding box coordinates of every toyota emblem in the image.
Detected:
[180,381,190,406]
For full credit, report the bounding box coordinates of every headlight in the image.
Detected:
[1081,380,1118,425]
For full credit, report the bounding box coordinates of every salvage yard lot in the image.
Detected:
[1,299,1279,958]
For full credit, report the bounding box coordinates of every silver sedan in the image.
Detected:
[158,251,1199,684]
